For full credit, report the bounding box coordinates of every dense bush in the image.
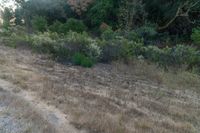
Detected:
[1,25,199,71]
[49,21,63,33]
[99,35,144,62]
[191,27,200,46]
[64,31,101,60]
[64,18,87,33]
[0,26,31,48]
[31,32,57,53]
[135,24,157,45]
[26,31,101,66]
[101,28,115,40]
[143,45,200,70]
[99,39,122,62]
[48,19,87,34]
[72,53,94,67]
[86,0,119,27]
[32,16,48,32]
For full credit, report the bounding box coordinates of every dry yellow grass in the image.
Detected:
[0,46,199,133]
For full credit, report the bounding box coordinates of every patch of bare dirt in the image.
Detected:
[0,45,199,133]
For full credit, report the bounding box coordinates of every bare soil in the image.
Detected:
[0,45,199,133]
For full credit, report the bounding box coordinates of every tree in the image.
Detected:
[144,0,200,30]
[2,7,13,29]
[86,0,120,28]
[67,0,94,15]
[32,16,47,32]
[14,0,76,25]
[118,0,146,30]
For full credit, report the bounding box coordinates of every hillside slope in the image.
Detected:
[0,45,199,133]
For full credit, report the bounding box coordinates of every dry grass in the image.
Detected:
[0,91,55,133]
[0,46,199,133]
[71,111,128,133]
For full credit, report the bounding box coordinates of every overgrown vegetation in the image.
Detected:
[0,0,199,72]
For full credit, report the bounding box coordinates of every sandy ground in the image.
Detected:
[0,45,199,133]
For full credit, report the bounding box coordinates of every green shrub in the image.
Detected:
[0,28,12,37]
[136,24,157,45]
[72,53,94,67]
[60,18,87,34]
[123,30,142,43]
[32,16,48,32]
[100,40,121,62]
[53,44,70,60]
[144,46,163,62]
[86,0,117,27]
[31,32,56,53]
[100,36,144,62]
[136,25,157,38]
[101,28,115,40]
[9,33,26,48]
[2,26,31,48]
[65,31,101,60]
[143,44,200,70]
[191,27,200,46]
[49,20,63,33]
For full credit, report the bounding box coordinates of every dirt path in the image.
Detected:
[0,79,86,133]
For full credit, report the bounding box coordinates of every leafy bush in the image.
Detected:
[1,26,31,48]
[191,27,200,46]
[101,28,115,40]
[100,36,144,62]
[143,44,200,70]
[32,16,48,32]
[31,32,57,53]
[64,31,101,60]
[136,24,157,45]
[100,40,121,62]
[61,18,87,34]
[72,53,94,67]
[122,30,142,43]
[0,28,12,37]
[49,21,63,33]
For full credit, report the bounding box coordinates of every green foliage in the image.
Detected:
[49,19,87,34]
[15,0,76,25]
[49,21,63,33]
[2,7,13,29]
[101,28,115,40]
[27,31,101,64]
[86,0,120,27]
[99,40,121,62]
[191,27,200,46]
[143,45,200,69]
[135,24,157,44]
[65,31,101,60]
[14,8,24,25]
[100,36,144,62]
[72,53,94,67]
[31,32,57,53]
[32,16,48,32]
[118,0,146,29]
[117,30,142,43]
[0,26,31,48]
[63,18,87,33]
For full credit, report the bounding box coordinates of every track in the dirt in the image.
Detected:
[0,79,86,133]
